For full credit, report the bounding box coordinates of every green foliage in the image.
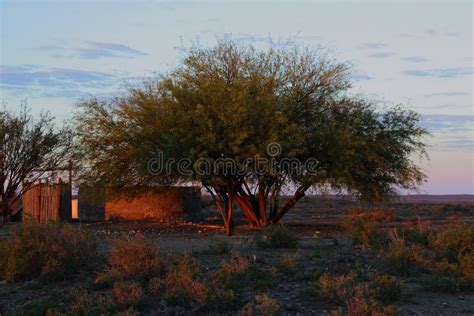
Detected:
[255,224,299,249]
[0,223,97,282]
[74,39,427,229]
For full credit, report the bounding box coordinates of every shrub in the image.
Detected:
[0,223,97,282]
[255,225,299,249]
[400,218,432,245]
[369,274,403,304]
[459,252,474,282]
[340,217,390,250]
[380,225,473,292]
[206,238,233,255]
[213,255,251,291]
[113,281,144,306]
[318,273,359,301]
[213,255,275,291]
[149,255,208,306]
[70,289,117,315]
[317,273,400,316]
[429,226,473,262]
[278,254,296,272]
[13,300,55,316]
[380,239,427,276]
[345,291,397,316]
[239,295,281,316]
[98,234,163,283]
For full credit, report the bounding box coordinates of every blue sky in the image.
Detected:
[0,0,473,194]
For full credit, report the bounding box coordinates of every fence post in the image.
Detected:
[37,179,42,223]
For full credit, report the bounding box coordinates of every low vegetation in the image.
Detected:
[255,224,299,249]
[1,204,473,315]
[317,272,401,316]
[342,211,474,293]
[0,223,97,282]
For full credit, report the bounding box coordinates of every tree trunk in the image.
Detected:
[258,184,268,226]
[234,195,260,227]
[224,194,235,236]
[271,185,309,223]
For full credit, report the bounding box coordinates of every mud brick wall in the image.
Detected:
[105,187,201,221]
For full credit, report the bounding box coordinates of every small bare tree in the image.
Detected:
[0,104,72,227]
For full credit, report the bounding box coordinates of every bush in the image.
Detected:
[380,225,473,292]
[340,216,390,250]
[0,223,97,282]
[345,292,397,316]
[277,254,296,273]
[71,288,117,315]
[13,299,55,316]
[380,241,426,276]
[205,238,233,255]
[317,273,400,316]
[213,255,275,292]
[429,226,473,262]
[149,255,208,306]
[369,275,403,304]
[97,234,163,283]
[239,295,281,316]
[255,225,299,249]
[113,281,144,306]
[213,255,251,291]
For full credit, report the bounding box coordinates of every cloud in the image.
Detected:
[404,67,473,78]
[0,64,117,98]
[352,74,373,81]
[421,114,474,132]
[401,56,428,63]
[368,51,396,58]
[420,114,474,151]
[38,41,148,60]
[358,42,387,49]
[425,92,468,97]
[78,42,148,59]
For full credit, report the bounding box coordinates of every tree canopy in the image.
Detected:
[75,40,427,235]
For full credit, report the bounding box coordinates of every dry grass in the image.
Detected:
[240,294,281,316]
[318,273,400,316]
[0,223,97,282]
[96,233,163,285]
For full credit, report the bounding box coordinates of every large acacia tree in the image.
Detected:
[75,40,426,235]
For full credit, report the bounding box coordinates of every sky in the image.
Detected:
[0,0,473,194]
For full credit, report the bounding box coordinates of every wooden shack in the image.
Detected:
[78,186,201,222]
[22,180,72,223]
